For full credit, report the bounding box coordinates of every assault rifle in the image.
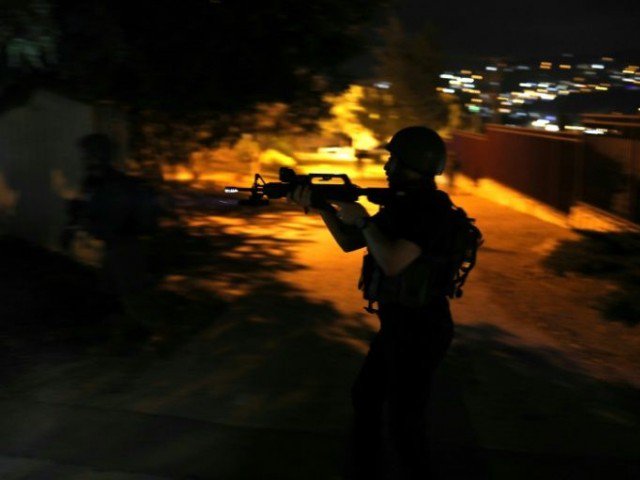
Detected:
[225,167,399,211]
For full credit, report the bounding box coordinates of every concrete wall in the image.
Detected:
[0,90,93,248]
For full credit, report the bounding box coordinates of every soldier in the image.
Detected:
[290,126,461,479]
[63,134,162,320]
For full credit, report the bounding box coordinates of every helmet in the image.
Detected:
[385,126,446,176]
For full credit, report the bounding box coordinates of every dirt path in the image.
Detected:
[2,183,639,478]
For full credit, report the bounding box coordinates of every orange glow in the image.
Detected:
[320,85,379,150]
[295,162,385,181]
[162,165,195,182]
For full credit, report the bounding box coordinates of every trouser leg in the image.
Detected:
[347,332,388,480]
[386,312,454,479]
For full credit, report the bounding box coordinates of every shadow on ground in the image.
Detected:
[2,186,639,479]
[542,229,640,326]
[434,322,640,479]
[0,184,375,479]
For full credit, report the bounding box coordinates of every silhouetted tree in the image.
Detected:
[2,0,388,167]
[359,17,448,142]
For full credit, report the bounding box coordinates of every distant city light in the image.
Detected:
[585,128,608,135]
[436,55,636,131]
[531,119,549,127]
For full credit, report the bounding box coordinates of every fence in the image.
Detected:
[452,122,640,223]
[581,136,640,222]
[451,131,487,181]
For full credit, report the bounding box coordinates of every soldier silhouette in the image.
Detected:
[62,134,163,328]
[290,126,473,479]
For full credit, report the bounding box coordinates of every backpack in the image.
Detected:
[442,205,483,298]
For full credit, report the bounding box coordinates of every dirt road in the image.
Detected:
[2,183,639,479]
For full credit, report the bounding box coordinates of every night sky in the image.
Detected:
[395,0,640,58]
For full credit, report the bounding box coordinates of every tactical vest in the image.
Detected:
[359,252,448,312]
[358,196,482,313]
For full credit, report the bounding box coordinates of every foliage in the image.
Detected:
[0,0,58,71]
[358,17,449,142]
[3,0,385,112]
[1,0,388,166]
[543,230,640,326]
[320,85,379,149]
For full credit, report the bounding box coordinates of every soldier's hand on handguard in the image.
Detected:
[332,201,369,226]
[286,185,315,214]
